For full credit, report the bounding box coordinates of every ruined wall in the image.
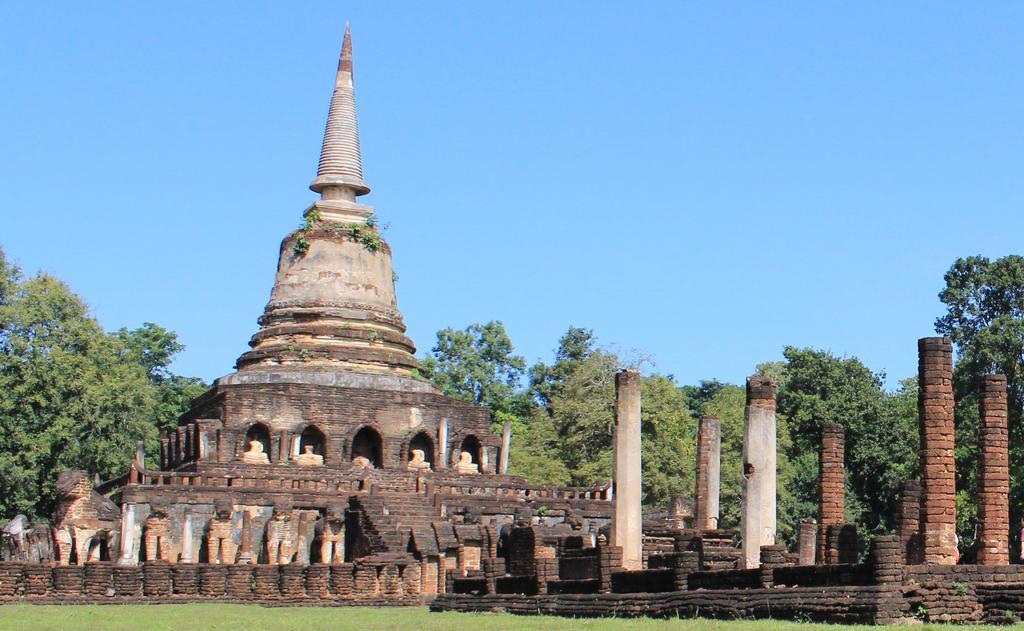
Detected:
[0,559,422,605]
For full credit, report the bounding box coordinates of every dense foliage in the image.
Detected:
[0,248,205,520]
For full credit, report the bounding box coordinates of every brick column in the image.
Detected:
[977,374,1010,565]
[818,422,845,564]
[918,337,957,565]
[798,519,817,565]
[613,369,643,570]
[694,415,722,531]
[741,376,777,569]
[896,480,922,564]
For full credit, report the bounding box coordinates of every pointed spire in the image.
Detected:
[310,23,370,198]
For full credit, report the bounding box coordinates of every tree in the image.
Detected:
[421,321,528,416]
[768,347,918,544]
[117,323,207,433]
[936,255,1024,556]
[528,326,596,413]
[0,247,203,520]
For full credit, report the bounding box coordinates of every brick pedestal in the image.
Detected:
[896,479,922,564]
[977,374,1010,565]
[918,337,956,565]
[798,519,817,565]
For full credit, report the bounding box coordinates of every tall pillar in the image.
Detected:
[817,422,845,564]
[694,415,722,531]
[181,512,194,564]
[741,376,777,569]
[918,337,957,565]
[978,374,1010,565]
[613,369,643,570]
[499,420,512,474]
[117,503,138,565]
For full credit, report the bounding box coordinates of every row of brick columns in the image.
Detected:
[916,337,1010,566]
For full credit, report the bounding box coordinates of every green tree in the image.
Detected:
[421,321,529,416]
[769,347,918,543]
[528,326,596,413]
[118,323,207,433]
[0,247,203,520]
[936,255,1024,556]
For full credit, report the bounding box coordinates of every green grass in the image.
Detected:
[0,605,1008,631]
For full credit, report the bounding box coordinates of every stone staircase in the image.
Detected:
[352,491,444,554]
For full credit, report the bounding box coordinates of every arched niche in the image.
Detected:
[245,423,272,460]
[300,425,327,461]
[351,426,383,468]
[459,434,482,465]
[408,431,434,467]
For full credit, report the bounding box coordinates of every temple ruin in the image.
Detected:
[1,26,1023,626]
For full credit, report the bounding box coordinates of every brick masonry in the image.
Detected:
[818,422,845,564]
[977,374,1010,565]
[918,337,956,565]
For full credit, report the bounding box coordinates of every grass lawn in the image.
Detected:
[0,605,1011,631]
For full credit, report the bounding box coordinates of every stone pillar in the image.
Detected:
[798,519,817,566]
[694,415,721,531]
[118,503,138,565]
[978,374,1010,565]
[613,369,643,571]
[438,419,449,470]
[135,441,145,470]
[817,422,845,564]
[896,480,922,564]
[237,511,254,565]
[181,512,194,564]
[741,376,777,569]
[499,420,512,474]
[918,337,957,564]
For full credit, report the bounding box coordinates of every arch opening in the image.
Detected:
[351,427,382,468]
[300,425,327,460]
[245,423,272,460]
[459,435,482,465]
[408,431,434,467]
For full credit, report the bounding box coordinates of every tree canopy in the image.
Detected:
[0,247,205,520]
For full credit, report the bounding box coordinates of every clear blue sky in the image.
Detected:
[2,2,1022,389]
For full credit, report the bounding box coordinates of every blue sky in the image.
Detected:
[1,2,1022,389]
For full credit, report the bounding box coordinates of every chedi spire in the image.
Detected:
[307,24,374,223]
